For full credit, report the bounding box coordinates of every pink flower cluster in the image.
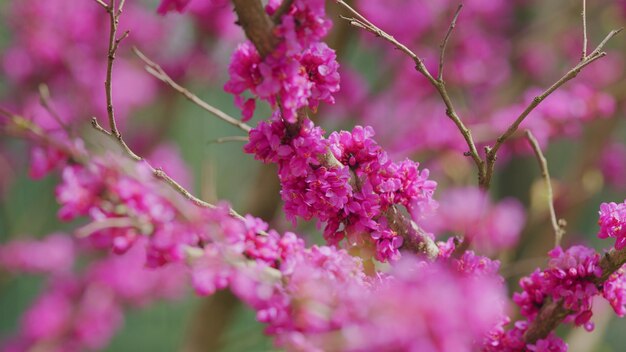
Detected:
[486,242,626,350]
[485,245,605,350]
[598,200,626,250]
[189,218,506,352]
[515,246,602,330]
[54,157,211,267]
[245,115,437,262]
[224,0,339,121]
[484,319,567,352]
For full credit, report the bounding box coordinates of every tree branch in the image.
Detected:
[231,0,277,57]
[525,130,565,247]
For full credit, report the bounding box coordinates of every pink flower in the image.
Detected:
[598,201,626,250]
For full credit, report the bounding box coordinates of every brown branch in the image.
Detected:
[524,299,573,344]
[525,130,565,247]
[483,27,623,188]
[232,0,277,57]
[524,246,626,344]
[270,0,295,24]
[102,0,122,136]
[438,4,463,82]
[132,47,251,133]
[335,1,485,185]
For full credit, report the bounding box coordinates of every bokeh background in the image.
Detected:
[1,0,625,351]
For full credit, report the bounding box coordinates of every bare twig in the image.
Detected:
[208,136,249,144]
[76,217,139,238]
[153,168,216,209]
[335,1,484,184]
[38,84,71,133]
[91,117,142,161]
[132,47,251,133]
[270,0,294,24]
[525,130,565,247]
[483,27,622,188]
[582,0,588,60]
[93,0,108,9]
[438,4,463,81]
[103,0,121,136]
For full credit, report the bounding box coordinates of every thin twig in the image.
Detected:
[76,217,139,238]
[335,0,484,184]
[525,130,565,247]
[582,0,588,60]
[208,136,249,144]
[38,84,71,133]
[117,0,126,15]
[91,118,141,161]
[93,0,108,9]
[104,0,120,136]
[132,47,252,133]
[483,27,622,188]
[153,168,215,209]
[438,4,463,82]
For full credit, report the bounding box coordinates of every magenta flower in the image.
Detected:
[598,201,626,250]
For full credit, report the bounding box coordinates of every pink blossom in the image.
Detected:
[598,201,626,250]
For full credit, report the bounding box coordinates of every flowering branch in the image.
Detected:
[132,47,252,133]
[88,0,264,227]
[524,246,626,344]
[525,130,566,247]
[231,0,438,258]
